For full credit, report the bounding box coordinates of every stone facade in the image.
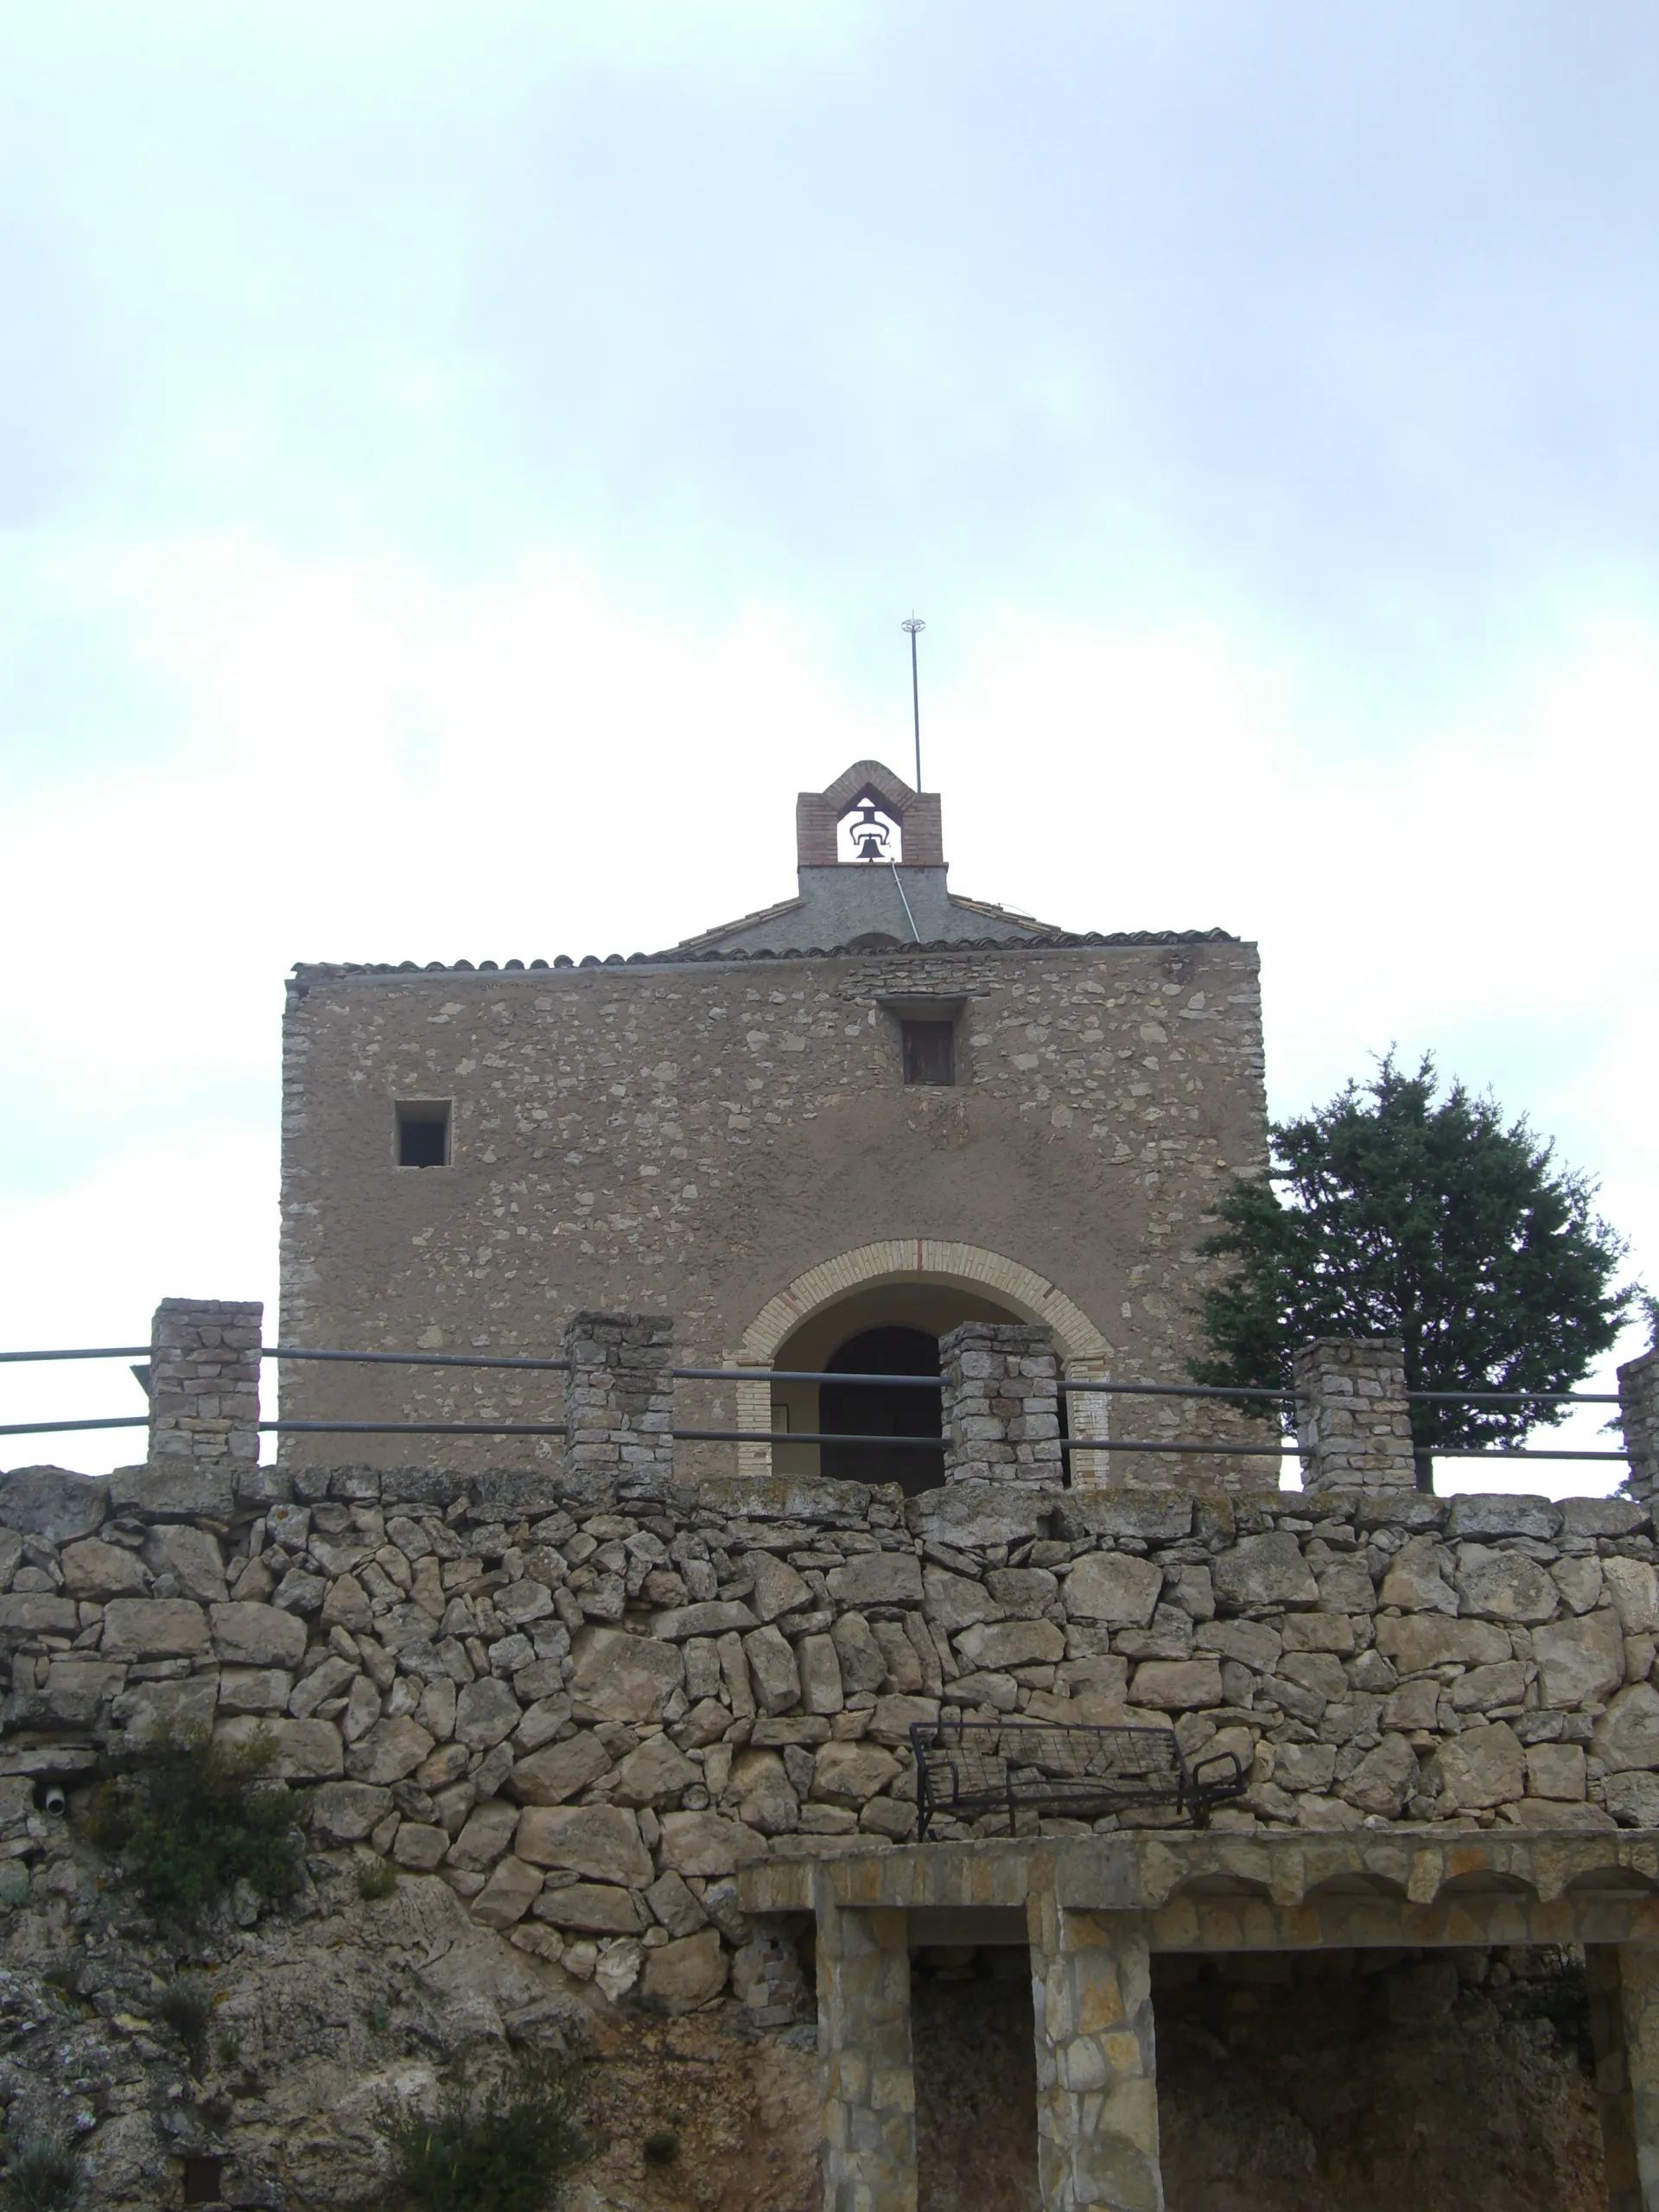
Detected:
[277,763,1268,1487]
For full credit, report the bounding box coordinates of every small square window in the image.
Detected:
[902,1020,956,1087]
[182,2155,224,2206]
[397,1102,450,1167]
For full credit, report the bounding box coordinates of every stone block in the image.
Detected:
[644,1868,707,1937]
[0,1467,109,1543]
[101,1598,208,1660]
[1064,1552,1163,1627]
[612,1734,699,1807]
[0,1594,79,1636]
[109,1464,237,1522]
[1453,1546,1559,1624]
[471,1855,544,1929]
[1430,1720,1524,1811]
[1340,1733,1418,1817]
[654,1810,768,1878]
[394,1823,449,1869]
[1211,1532,1318,1612]
[649,1599,759,1640]
[1374,1614,1515,1675]
[448,1797,523,1870]
[1593,1683,1659,1774]
[1054,1494,1194,1544]
[826,1553,924,1608]
[210,1601,307,1669]
[142,1525,228,1605]
[921,1567,997,1630]
[511,1733,614,1804]
[533,1881,644,1934]
[1605,1558,1659,1636]
[869,1694,940,1744]
[517,1803,654,1885]
[1444,1495,1563,1541]
[1526,1742,1587,1800]
[640,1928,728,2013]
[215,1714,344,1779]
[1532,1610,1627,1709]
[60,1539,147,1599]
[217,1667,293,1714]
[454,1677,521,1749]
[309,1782,394,1846]
[568,1625,682,1722]
[798,1633,844,1715]
[748,1550,811,1623]
[1128,1658,1224,1709]
[906,1483,1053,1551]
[742,1624,800,1714]
[1602,1770,1659,1826]
[953,1618,1065,1669]
[111,1675,219,1748]
[810,1740,901,1806]
[346,1716,435,1784]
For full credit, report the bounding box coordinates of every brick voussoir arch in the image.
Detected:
[729,1239,1114,1479]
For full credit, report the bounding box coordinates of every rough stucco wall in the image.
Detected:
[277,940,1266,1475]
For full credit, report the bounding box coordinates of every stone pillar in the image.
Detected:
[1619,1348,1659,1509]
[1028,1878,1164,2212]
[1292,1338,1416,1494]
[562,1313,675,1484]
[939,1321,1063,1488]
[148,1298,262,1464]
[1588,1943,1659,2211]
[815,1882,916,2212]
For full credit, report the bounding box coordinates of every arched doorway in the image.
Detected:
[819,1324,943,1494]
[732,1237,1112,1484]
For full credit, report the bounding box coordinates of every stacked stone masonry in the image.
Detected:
[9,1446,1659,2012]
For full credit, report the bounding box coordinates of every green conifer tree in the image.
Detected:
[1192,1055,1632,1490]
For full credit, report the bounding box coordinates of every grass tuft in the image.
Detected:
[381,2052,588,2212]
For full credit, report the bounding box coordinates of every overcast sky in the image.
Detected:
[3,2,1655,1489]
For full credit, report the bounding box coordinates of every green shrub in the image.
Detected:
[381,2053,588,2212]
[3,2130,82,2211]
[81,1733,304,1915]
[356,1856,399,1901]
[156,1975,213,2073]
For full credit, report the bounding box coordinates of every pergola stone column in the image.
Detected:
[148,1297,262,1464]
[1292,1337,1416,1493]
[939,1321,1064,1488]
[1590,1944,1659,2212]
[562,1312,674,1483]
[1028,1874,1164,2212]
[1620,1347,1659,1510]
[814,1872,916,2212]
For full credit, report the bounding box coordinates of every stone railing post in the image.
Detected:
[938,1321,1063,1488]
[148,1298,263,1463]
[563,1312,675,1484]
[1292,1338,1417,1495]
[1618,1348,1659,1510]
[1028,1874,1164,2212]
[814,1870,916,2212]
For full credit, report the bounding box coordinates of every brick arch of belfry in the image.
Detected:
[728,1238,1113,1480]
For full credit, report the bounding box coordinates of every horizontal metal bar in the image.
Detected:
[1429,1447,1630,1461]
[1407,1389,1620,1405]
[1060,1380,1293,1402]
[1059,1439,1294,1456]
[0,1347,149,1365]
[262,1420,571,1436]
[0,1415,149,1437]
[674,1428,944,1448]
[673,1367,942,1388]
[267,1346,572,1373]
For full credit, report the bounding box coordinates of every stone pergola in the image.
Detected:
[743,1827,1659,2212]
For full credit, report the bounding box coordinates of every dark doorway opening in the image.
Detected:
[819,1325,942,1494]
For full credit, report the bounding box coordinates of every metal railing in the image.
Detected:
[0,1339,1632,1465]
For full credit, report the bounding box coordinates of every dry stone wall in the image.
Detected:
[5,1455,1659,2018]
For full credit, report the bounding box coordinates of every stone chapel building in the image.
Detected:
[277,760,1267,1481]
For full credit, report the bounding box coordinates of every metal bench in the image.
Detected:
[910,1719,1247,1840]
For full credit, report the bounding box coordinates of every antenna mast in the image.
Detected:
[901,616,925,791]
